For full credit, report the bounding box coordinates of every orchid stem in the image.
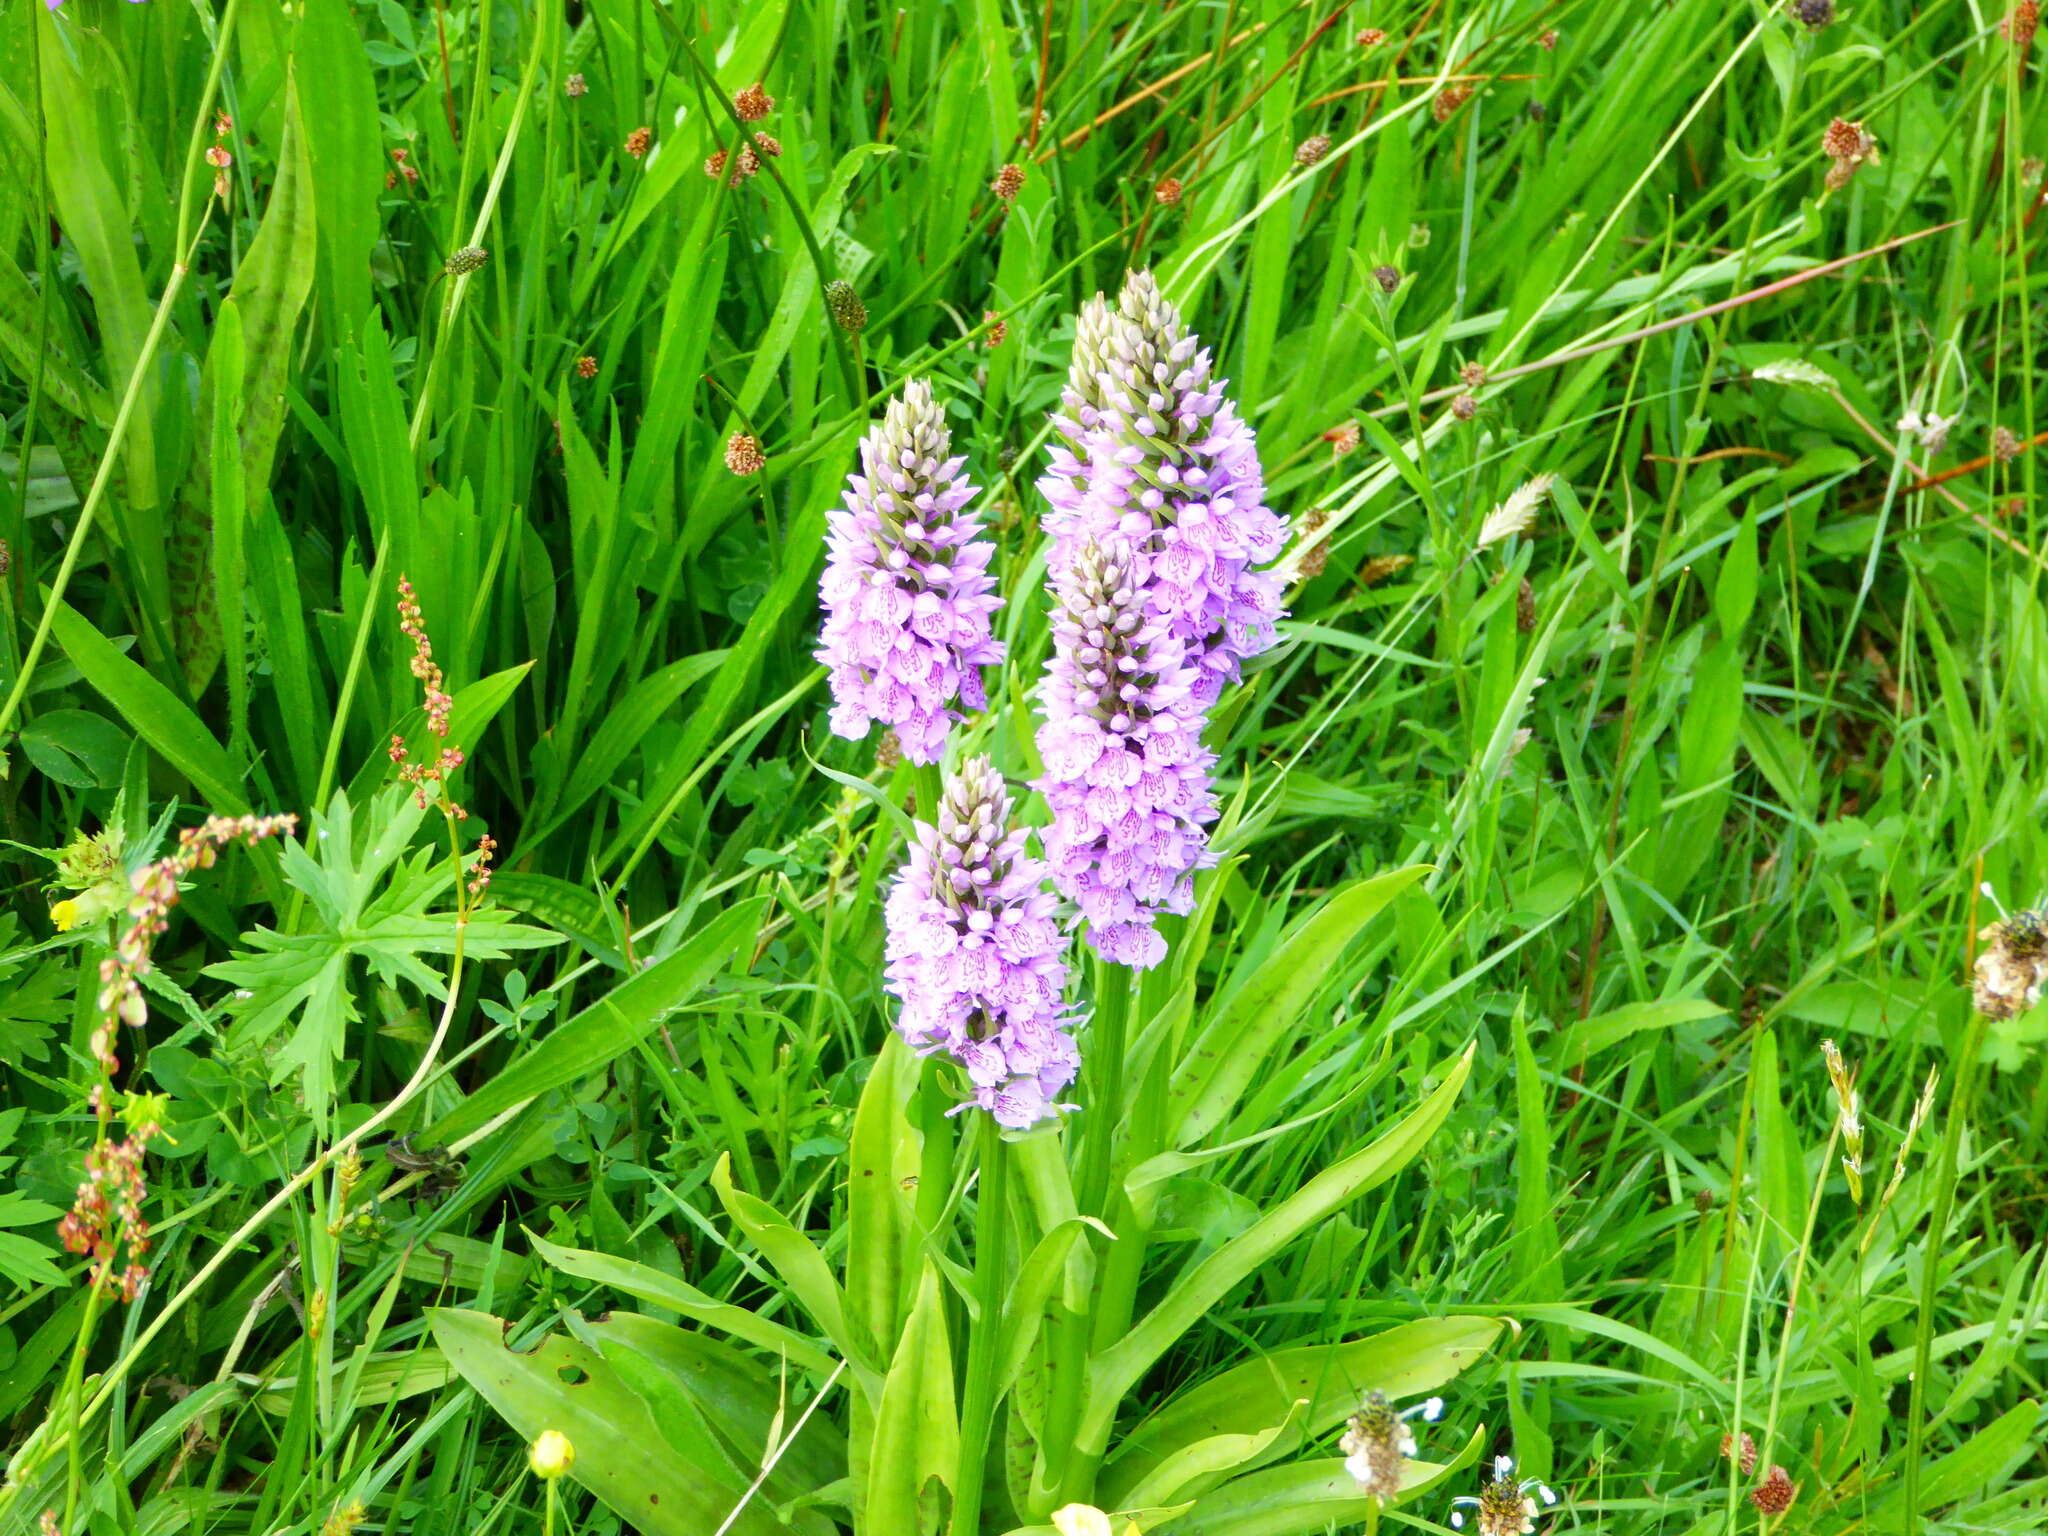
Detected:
[952,1114,1010,1535]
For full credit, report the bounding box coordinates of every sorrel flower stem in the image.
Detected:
[951,1116,1011,1536]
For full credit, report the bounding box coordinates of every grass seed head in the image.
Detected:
[733,82,774,121]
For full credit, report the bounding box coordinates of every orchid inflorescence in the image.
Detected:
[822,270,1285,1125]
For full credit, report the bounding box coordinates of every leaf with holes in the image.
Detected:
[430,1309,795,1536]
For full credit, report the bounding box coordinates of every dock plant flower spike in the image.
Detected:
[818,379,1004,764]
[1451,1455,1557,1536]
[883,757,1077,1127]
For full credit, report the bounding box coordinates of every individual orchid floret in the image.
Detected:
[818,380,1004,764]
[883,757,1078,1127]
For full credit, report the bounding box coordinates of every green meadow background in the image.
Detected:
[1,0,2045,1533]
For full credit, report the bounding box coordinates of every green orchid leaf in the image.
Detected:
[1089,1048,1473,1444]
[1169,866,1428,1149]
[1103,1317,1503,1506]
[863,1262,958,1536]
[430,1309,792,1536]
[528,1231,838,1375]
[714,1154,877,1385]
[1159,1428,1484,1536]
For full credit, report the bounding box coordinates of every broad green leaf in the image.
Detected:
[528,1232,838,1375]
[713,1154,876,1384]
[1715,504,1761,635]
[1092,1049,1472,1439]
[1103,1317,1501,1506]
[863,1262,958,1536]
[1170,866,1429,1148]
[430,1309,792,1536]
[1160,1432,1482,1536]
[582,1310,848,1522]
[1871,1399,2039,1518]
[847,1032,923,1351]
[1118,1407,1302,1511]
[294,0,383,331]
[47,600,247,811]
[173,62,318,694]
[16,708,128,789]
[996,1218,1095,1400]
[426,895,767,1145]
[1547,998,1727,1068]
[37,8,160,528]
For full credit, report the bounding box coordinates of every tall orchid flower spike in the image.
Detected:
[818,379,1004,764]
[1040,270,1287,706]
[883,757,1078,1127]
[1036,536,1218,967]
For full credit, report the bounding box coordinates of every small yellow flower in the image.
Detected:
[50,899,82,932]
[529,1428,575,1480]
